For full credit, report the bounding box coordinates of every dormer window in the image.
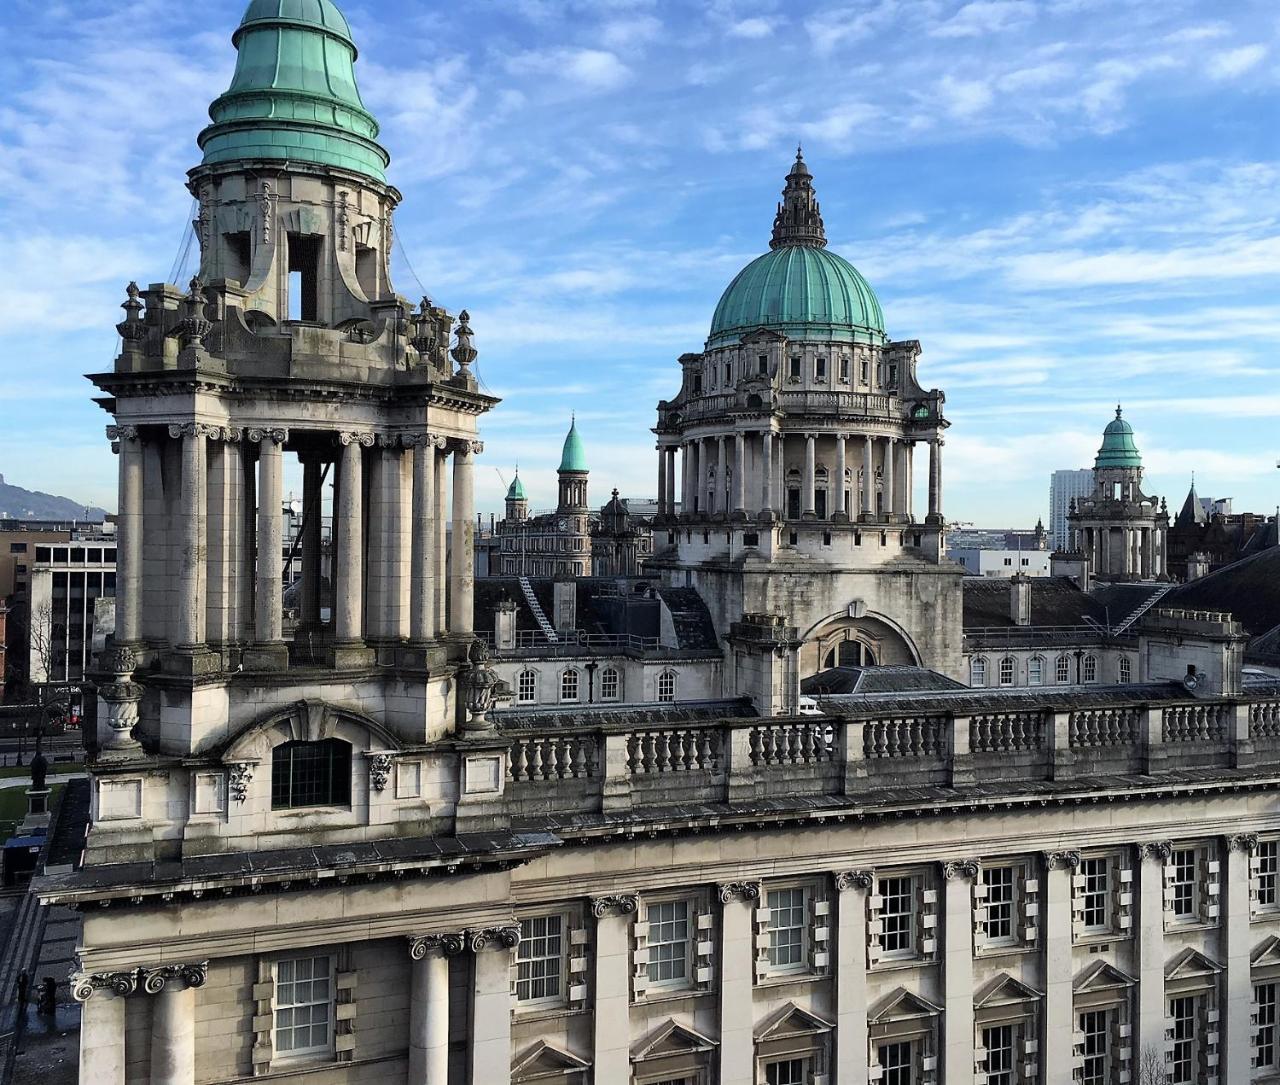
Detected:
[271,739,352,809]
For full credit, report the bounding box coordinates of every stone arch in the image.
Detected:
[800,609,920,677]
[220,699,402,764]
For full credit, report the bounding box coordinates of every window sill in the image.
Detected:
[1165,918,1218,933]
[634,985,710,1007]
[1073,930,1128,947]
[975,942,1035,960]
[871,955,933,973]
[513,1003,588,1024]
[755,971,825,991]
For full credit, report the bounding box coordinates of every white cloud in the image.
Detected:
[938,75,994,118]
[931,1,1034,39]
[600,16,663,49]
[1207,44,1267,80]
[506,47,632,89]
[728,17,776,39]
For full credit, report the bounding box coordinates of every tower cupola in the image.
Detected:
[557,417,589,512]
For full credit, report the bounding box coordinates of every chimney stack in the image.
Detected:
[1010,573,1032,627]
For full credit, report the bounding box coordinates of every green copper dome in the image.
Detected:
[707,148,886,349]
[506,473,528,500]
[1095,406,1142,469]
[197,0,390,182]
[559,419,588,473]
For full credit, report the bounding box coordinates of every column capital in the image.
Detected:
[942,858,981,881]
[401,432,449,450]
[717,880,761,904]
[591,893,639,918]
[408,932,467,959]
[1139,839,1174,861]
[141,961,209,995]
[247,426,288,445]
[338,430,375,447]
[1044,849,1082,870]
[467,924,520,952]
[167,422,220,440]
[449,437,483,455]
[1228,832,1260,853]
[212,426,243,442]
[834,869,874,892]
[71,969,139,1002]
[106,424,139,442]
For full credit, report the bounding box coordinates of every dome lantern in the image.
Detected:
[1095,404,1143,470]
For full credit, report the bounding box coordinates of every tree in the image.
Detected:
[1137,1044,1166,1085]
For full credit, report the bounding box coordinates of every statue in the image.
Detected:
[30,750,46,792]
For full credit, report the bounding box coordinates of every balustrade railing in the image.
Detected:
[862,716,946,759]
[509,733,597,782]
[750,720,837,766]
[1252,701,1280,740]
[1069,707,1140,748]
[970,712,1044,754]
[626,727,720,775]
[1162,703,1228,744]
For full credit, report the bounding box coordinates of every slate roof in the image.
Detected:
[1162,547,1280,643]
[801,665,966,696]
[963,577,1107,630]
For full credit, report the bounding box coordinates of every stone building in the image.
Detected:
[1166,480,1277,583]
[34,5,1280,1085]
[26,534,118,686]
[591,490,655,577]
[1067,409,1168,583]
[649,150,963,690]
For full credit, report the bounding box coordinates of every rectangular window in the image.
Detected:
[560,669,580,703]
[1056,655,1071,683]
[646,900,691,987]
[273,955,334,1057]
[1028,657,1044,686]
[879,875,916,957]
[789,356,801,380]
[1258,841,1279,909]
[1079,1009,1110,1085]
[271,741,351,809]
[1257,982,1277,1070]
[767,887,807,971]
[8,542,26,553]
[982,1024,1014,1085]
[1081,856,1110,931]
[724,362,732,384]
[758,353,769,374]
[982,865,1016,945]
[815,356,827,380]
[839,356,851,382]
[517,670,537,705]
[860,360,869,383]
[765,1058,809,1085]
[879,1042,913,1085]
[1171,848,1198,920]
[516,915,564,1004]
[998,657,1015,686]
[1169,995,1197,1085]
[600,669,620,701]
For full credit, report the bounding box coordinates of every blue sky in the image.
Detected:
[2,0,1278,525]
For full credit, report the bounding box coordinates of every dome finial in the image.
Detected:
[1116,403,1122,418]
[771,147,824,249]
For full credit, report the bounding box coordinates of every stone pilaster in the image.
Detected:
[834,870,872,1083]
[592,894,639,1082]
[468,924,519,1085]
[717,881,759,1085]
[449,439,481,637]
[942,859,978,1084]
[1136,841,1171,1064]
[1043,850,1080,1078]
[1224,833,1257,1081]
[407,932,465,1085]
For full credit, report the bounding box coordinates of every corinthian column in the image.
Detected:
[760,431,773,519]
[802,434,816,518]
[252,428,286,645]
[170,423,208,649]
[665,447,676,517]
[833,433,847,520]
[732,433,746,516]
[111,426,143,645]
[335,432,370,643]
[882,436,896,520]
[862,435,874,519]
[656,444,668,518]
[408,435,440,643]
[450,439,479,636]
[927,437,943,522]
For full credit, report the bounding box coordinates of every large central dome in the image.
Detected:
[707,150,886,349]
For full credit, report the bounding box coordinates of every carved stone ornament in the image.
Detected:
[258,181,277,244]
[97,645,142,752]
[467,925,521,953]
[407,932,466,960]
[339,431,375,448]
[116,282,146,343]
[1045,850,1082,871]
[336,189,349,251]
[168,422,220,440]
[591,894,640,919]
[462,638,499,734]
[106,424,139,443]
[368,753,393,793]
[71,970,139,1002]
[717,881,761,904]
[1140,840,1175,862]
[834,870,875,892]
[141,961,209,995]
[228,762,254,802]
[450,309,478,377]
[943,859,981,881]
[179,277,213,350]
[247,427,288,445]
[1228,833,1260,853]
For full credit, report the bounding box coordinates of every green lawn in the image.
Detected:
[0,762,82,780]
[0,783,64,840]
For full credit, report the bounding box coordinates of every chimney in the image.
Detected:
[494,599,517,650]
[1010,573,1032,626]
[553,578,576,632]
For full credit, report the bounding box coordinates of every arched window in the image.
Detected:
[970,657,988,687]
[601,667,621,701]
[517,669,537,705]
[1055,655,1071,684]
[1082,655,1098,683]
[271,739,351,809]
[657,671,677,703]
[1119,656,1132,683]
[560,668,580,703]
[999,657,1016,686]
[1028,656,1045,686]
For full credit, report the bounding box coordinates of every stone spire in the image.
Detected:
[770,145,827,250]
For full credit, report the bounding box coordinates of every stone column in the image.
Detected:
[149,976,197,1085]
[717,882,758,1085]
[238,446,256,642]
[450,440,479,636]
[434,446,449,632]
[592,896,638,1083]
[833,433,847,519]
[300,454,323,628]
[468,926,518,1085]
[834,872,872,1084]
[408,933,461,1085]
[928,437,943,521]
[205,433,243,645]
[665,447,677,517]
[409,436,440,644]
[733,433,746,516]
[382,439,409,640]
[1224,834,1256,1082]
[252,428,286,645]
[760,431,773,518]
[802,434,816,518]
[74,985,127,1085]
[882,436,896,519]
[895,440,908,518]
[335,433,369,643]
[716,436,727,515]
[172,424,208,648]
[863,435,874,518]
[1136,842,1169,1064]
[942,860,977,1084]
[680,442,692,517]
[656,444,668,518]
[1043,851,1079,1079]
[113,426,143,644]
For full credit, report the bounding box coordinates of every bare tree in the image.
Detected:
[26,599,56,687]
[1137,1044,1166,1085]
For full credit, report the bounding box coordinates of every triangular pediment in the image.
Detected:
[1165,947,1222,980]
[740,327,788,344]
[975,973,1043,1009]
[754,1001,835,1042]
[1252,935,1280,970]
[870,986,944,1024]
[632,1019,718,1062]
[511,1040,590,1081]
[1074,959,1136,993]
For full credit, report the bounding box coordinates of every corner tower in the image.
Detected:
[649,150,962,690]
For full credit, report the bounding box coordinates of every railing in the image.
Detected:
[509,734,597,781]
[479,630,664,654]
[863,716,946,759]
[1252,701,1280,740]
[750,720,838,765]
[626,727,720,774]
[970,712,1044,753]
[778,390,894,417]
[1069,708,1140,748]
[1163,703,1229,744]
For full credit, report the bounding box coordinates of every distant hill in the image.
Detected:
[0,474,107,522]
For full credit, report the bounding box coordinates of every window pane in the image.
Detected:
[879,876,915,956]
[274,955,333,1057]
[767,888,806,969]
[271,740,351,809]
[516,915,564,1002]
[647,900,690,984]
